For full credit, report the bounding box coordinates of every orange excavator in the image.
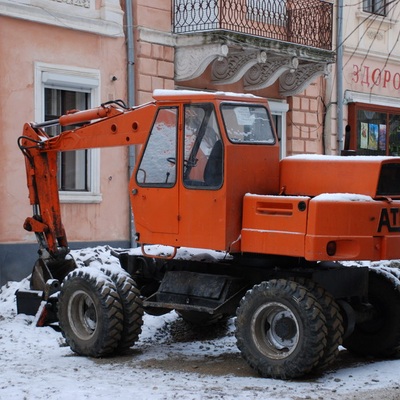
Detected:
[17,90,400,379]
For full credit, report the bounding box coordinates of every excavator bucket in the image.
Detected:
[29,257,77,292]
[16,257,77,326]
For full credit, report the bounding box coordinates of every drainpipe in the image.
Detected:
[126,0,136,247]
[336,0,344,154]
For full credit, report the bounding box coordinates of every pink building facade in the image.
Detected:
[0,0,130,283]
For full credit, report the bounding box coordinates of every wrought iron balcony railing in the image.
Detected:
[173,0,333,51]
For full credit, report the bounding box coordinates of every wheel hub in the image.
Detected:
[273,314,297,342]
[252,302,300,359]
[68,290,98,339]
[268,310,297,349]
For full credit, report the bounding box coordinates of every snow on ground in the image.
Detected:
[1,247,400,400]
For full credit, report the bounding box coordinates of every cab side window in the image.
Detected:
[183,104,223,189]
[136,107,178,186]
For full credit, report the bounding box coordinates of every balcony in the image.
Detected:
[172,0,335,95]
[174,0,333,50]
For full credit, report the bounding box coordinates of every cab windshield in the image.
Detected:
[221,104,275,144]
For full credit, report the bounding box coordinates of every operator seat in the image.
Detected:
[203,140,223,187]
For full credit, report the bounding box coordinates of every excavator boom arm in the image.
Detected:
[18,101,157,258]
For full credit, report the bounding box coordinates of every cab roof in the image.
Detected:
[152,89,266,103]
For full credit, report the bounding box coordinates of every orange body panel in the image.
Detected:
[280,155,395,197]
[241,195,310,257]
[241,190,400,261]
[224,145,280,252]
[305,195,400,261]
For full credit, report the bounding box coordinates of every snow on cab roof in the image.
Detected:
[152,89,263,101]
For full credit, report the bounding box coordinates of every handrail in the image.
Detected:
[173,0,333,51]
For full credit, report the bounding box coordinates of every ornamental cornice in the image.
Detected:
[211,51,267,85]
[244,56,299,90]
[173,34,333,95]
[279,63,331,97]
[175,44,229,81]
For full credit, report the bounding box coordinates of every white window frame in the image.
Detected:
[363,0,386,16]
[34,62,102,203]
[268,100,289,159]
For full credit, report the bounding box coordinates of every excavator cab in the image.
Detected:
[130,92,280,253]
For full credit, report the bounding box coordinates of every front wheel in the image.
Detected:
[58,268,124,357]
[235,279,327,379]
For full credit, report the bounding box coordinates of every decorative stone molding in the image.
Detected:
[279,63,330,97]
[50,0,90,8]
[172,30,334,94]
[175,44,229,81]
[211,51,267,85]
[244,56,299,90]
[366,29,384,41]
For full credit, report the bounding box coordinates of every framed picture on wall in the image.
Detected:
[360,122,368,149]
[368,123,378,150]
[379,124,386,151]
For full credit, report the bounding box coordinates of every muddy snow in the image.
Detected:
[1,246,400,400]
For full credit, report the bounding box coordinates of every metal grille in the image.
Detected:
[173,0,333,51]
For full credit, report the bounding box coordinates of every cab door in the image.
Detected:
[130,107,179,243]
[178,103,227,250]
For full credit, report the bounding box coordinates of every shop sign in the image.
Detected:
[353,65,400,90]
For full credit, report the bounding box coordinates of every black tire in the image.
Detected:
[58,267,124,357]
[235,279,327,379]
[177,310,227,326]
[293,278,344,370]
[343,268,400,357]
[100,268,144,353]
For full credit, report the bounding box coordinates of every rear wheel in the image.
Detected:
[58,268,123,357]
[235,279,327,379]
[100,269,144,353]
[344,268,400,357]
[293,278,344,370]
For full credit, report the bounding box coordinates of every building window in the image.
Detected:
[268,100,289,159]
[363,0,386,16]
[348,103,400,156]
[35,63,101,203]
[44,88,91,191]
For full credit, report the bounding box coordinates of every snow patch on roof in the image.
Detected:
[313,193,374,202]
[153,89,260,99]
